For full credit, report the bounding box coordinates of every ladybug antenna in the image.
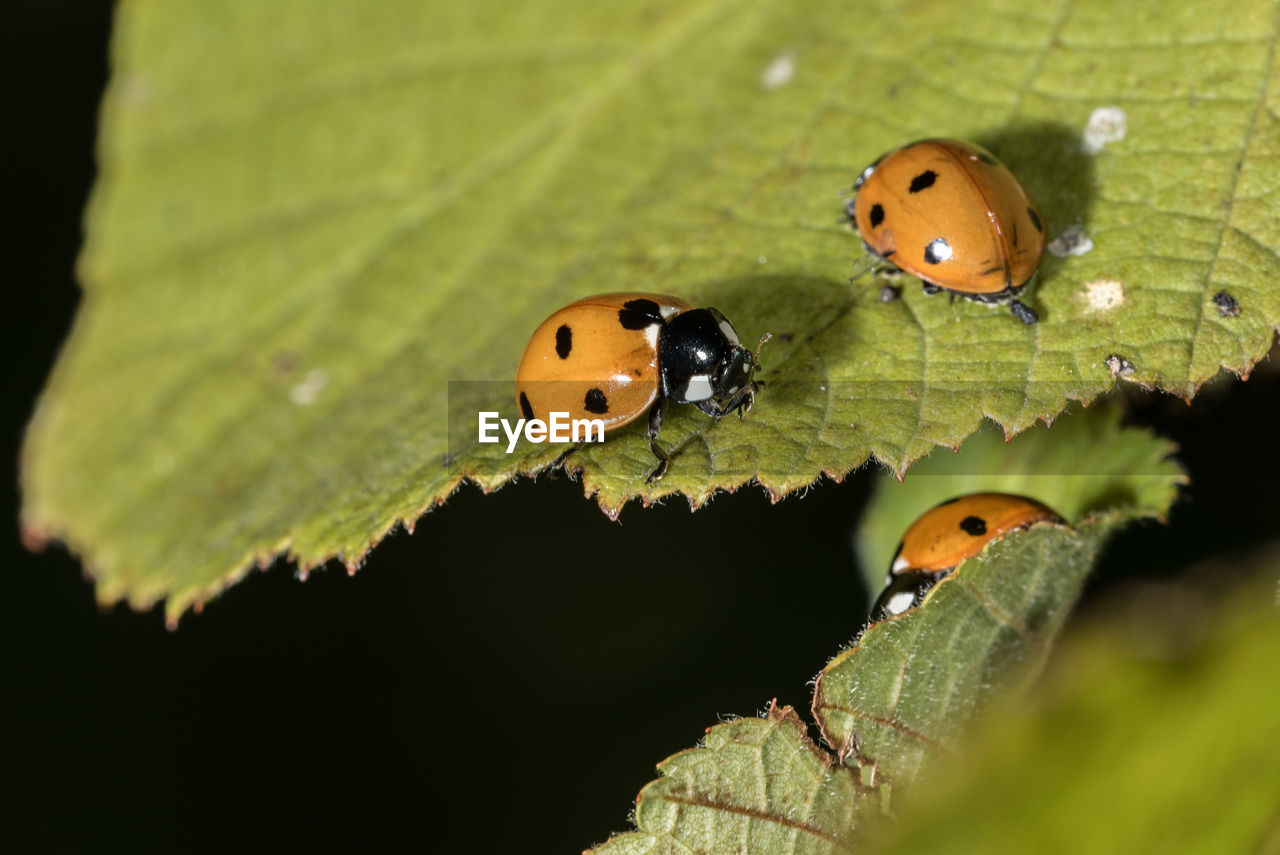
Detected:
[753,332,773,364]
[848,253,879,283]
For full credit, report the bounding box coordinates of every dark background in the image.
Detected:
[6,4,1277,852]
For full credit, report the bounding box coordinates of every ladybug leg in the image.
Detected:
[551,441,586,478]
[697,380,757,422]
[852,242,901,283]
[645,395,671,483]
[734,383,757,420]
[921,282,944,296]
[872,251,904,280]
[1010,300,1039,324]
[869,249,903,281]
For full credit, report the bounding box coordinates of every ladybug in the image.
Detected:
[845,139,1046,324]
[868,492,1064,622]
[515,293,766,481]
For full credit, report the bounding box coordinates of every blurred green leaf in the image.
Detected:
[20,0,1278,618]
[865,562,1280,855]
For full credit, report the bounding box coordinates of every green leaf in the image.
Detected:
[593,408,1186,854]
[864,563,1280,855]
[815,521,1120,796]
[587,704,864,855]
[20,0,1276,618]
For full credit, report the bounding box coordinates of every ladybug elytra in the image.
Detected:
[847,139,1047,324]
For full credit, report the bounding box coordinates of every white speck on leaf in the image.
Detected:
[760,51,795,90]
[290,368,329,406]
[1081,279,1125,313]
[1105,354,1135,378]
[1082,107,1127,154]
[1048,225,1094,257]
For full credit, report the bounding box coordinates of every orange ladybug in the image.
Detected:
[846,139,1046,324]
[869,492,1064,621]
[516,293,765,481]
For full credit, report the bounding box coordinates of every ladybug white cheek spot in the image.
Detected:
[891,554,910,573]
[718,319,740,345]
[682,374,715,401]
[643,325,660,349]
[883,590,918,617]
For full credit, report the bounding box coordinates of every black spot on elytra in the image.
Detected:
[618,298,662,330]
[908,170,937,193]
[869,203,885,227]
[976,151,999,166]
[554,324,572,359]
[583,388,609,414]
[519,392,535,421]
[959,516,987,536]
[981,265,1004,276]
[923,238,950,265]
[1027,207,1043,233]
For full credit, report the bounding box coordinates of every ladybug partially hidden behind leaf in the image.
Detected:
[516,293,768,483]
[868,492,1065,622]
[846,139,1047,324]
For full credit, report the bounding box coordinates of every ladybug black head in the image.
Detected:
[658,308,759,414]
[869,571,937,623]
